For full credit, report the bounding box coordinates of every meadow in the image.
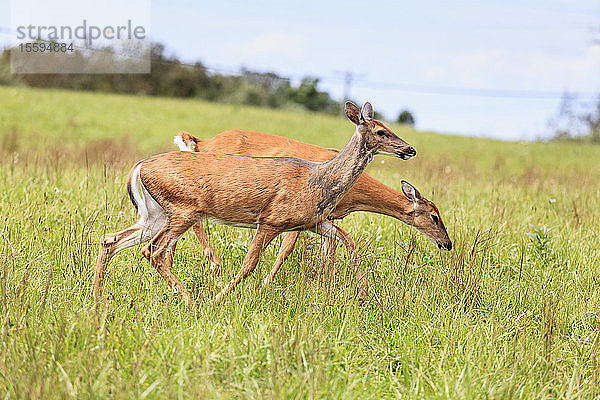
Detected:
[1,86,600,399]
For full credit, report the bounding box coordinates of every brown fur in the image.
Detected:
[176,129,452,283]
[178,129,446,227]
[94,102,417,306]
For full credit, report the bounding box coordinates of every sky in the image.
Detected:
[1,0,599,140]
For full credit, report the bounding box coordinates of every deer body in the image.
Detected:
[177,130,444,225]
[141,134,372,232]
[94,102,416,305]
[175,129,452,285]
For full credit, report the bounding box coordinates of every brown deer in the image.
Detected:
[94,102,416,306]
[174,127,452,287]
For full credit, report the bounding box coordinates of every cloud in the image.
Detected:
[426,46,600,93]
[241,33,306,59]
[450,50,504,86]
[522,45,600,90]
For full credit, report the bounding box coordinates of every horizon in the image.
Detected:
[1,0,599,140]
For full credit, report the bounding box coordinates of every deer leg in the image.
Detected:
[215,225,279,304]
[321,235,339,275]
[141,218,195,308]
[94,215,165,298]
[315,221,368,301]
[192,220,222,275]
[164,239,177,272]
[262,231,300,286]
[324,236,338,264]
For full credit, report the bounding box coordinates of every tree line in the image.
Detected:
[0,42,417,124]
[548,93,600,143]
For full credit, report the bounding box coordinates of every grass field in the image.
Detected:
[1,86,600,399]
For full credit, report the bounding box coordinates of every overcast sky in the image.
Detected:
[2,0,599,139]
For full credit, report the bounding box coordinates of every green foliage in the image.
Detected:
[527,224,558,253]
[549,92,600,143]
[527,224,558,263]
[396,109,415,126]
[1,87,600,398]
[0,51,16,86]
[0,43,342,115]
[286,77,339,114]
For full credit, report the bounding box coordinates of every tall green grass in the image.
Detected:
[1,86,600,398]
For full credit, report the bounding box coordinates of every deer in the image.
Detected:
[173,127,452,288]
[93,102,417,306]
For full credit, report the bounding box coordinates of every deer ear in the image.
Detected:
[401,180,422,203]
[361,102,374,121]
[345,101,362,125]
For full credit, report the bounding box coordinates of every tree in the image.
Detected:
[580,101,600,142]
[397,109,415,126]
[0,42,347,115]
[548,92,600,143]
[287,77,339,114]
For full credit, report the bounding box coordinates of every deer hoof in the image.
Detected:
[209,262,222,276]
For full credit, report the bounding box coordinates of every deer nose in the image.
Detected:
[398,146,417,160]
[438,242,453,251]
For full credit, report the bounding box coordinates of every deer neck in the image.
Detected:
[336,173,414,225]
[311,130,376,217]
[368,185,415,225]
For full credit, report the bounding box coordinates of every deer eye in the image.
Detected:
[376,130,386,136]
[431,214,439,224]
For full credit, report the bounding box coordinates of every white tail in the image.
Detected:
[173,135,195,152]
[94,163,168,293]
[94,102,417,306]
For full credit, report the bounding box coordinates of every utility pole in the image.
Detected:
[342,71,353,103]
[335,70,364,117]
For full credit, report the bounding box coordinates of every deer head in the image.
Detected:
[401,180,452,250]
[345,101,417,160]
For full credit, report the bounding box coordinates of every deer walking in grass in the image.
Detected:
[94,102,416,306]
[174,127,452,287]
